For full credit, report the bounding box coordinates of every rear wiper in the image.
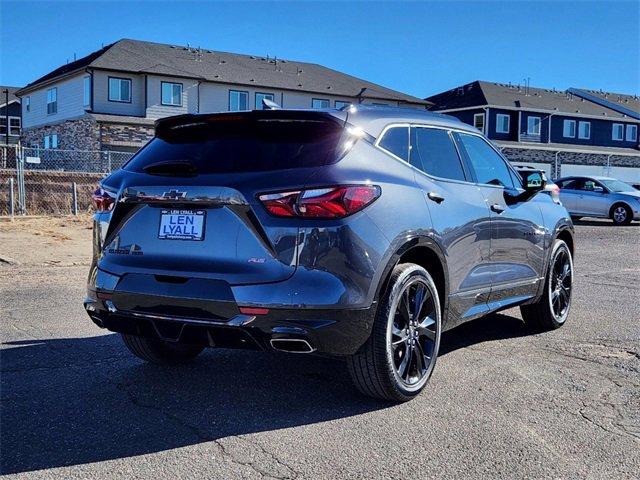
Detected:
[143,160,198,177]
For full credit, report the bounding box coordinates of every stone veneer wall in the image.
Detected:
[20,117,100,151]
[501,147,640,178]
[98,122,154,148]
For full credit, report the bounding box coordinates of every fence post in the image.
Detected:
[9,178,14,217]
[71,182,78,215]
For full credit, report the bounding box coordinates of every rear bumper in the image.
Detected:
[84,294,374,356]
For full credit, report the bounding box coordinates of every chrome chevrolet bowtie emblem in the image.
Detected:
[162,190,187,199]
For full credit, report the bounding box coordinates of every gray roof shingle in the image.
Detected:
[0,86,21,105]
[427,81,637,120]
[18,39,429,105]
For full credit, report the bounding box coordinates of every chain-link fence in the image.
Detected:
[1,145,135,215]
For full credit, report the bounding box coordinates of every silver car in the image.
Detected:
[556,176,640,225]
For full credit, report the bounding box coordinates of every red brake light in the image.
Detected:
[92,187,116,212]
[259,185,380,219]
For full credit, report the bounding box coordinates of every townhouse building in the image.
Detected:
[426,81,640,180]
[16,39,429,153]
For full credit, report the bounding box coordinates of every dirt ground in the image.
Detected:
[0,215,93,267]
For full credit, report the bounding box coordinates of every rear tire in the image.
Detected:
[610,203,632,225]
[121,334,204,364]
[347,263,441,402]
[520,240,573,332]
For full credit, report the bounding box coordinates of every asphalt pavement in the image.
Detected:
[1,218,639,479]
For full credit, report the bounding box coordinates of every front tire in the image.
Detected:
[347,263,442,402]
[121,334,204,364]
[610,203,632,225]
[520,240,573,331]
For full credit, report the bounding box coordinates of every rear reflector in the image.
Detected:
[258,185,380,219]
[239,307,270,315]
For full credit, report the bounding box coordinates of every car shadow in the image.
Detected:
[1,312,526,474]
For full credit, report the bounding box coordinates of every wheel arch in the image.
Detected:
[374,235,449,318]
[609,201,632,222]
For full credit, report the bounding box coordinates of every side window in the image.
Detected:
[378,126,409,161]
[410,127,466,181]
[455,133,515,188]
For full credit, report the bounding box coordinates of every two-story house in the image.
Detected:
[16,39,429,152]
[1,86,21,146]
[426,81,640,179]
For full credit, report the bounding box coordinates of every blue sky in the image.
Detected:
[1,1,638,97]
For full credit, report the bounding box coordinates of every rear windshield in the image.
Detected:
[124,115,346,174]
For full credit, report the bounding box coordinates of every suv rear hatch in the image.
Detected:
[98,110,350,286]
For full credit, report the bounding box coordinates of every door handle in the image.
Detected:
[490,204,505,214]
[427,192,445,204]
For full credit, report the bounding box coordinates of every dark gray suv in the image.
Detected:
[85,106,575,402]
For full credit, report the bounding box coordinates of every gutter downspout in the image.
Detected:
[547,114,554,144]
[484,106,489,136]
[518,111,522,142]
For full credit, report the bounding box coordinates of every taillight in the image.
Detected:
[92,187,116,212]
[258,185,380,218]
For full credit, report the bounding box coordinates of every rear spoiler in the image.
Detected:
[154,110,348,139]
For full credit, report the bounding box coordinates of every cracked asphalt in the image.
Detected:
[1,218,639,479]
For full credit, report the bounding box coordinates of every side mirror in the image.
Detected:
[593,186,604,193]
[521,171,546,192]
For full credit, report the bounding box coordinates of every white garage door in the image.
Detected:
[561,164,640,183]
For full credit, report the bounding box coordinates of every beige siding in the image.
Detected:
[21,73,86,129]
[145,75,199,119]
[92,70,145,116]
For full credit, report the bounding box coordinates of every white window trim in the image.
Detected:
[527,116,541,135]
[161,82,183,107]
[46,87,57,115]
[108,77,132,103]
[496,114,510,134]
[578,121,591,140]
[335,100,351,109]
[228,90,249,111]
[255,92,275,110]
[473,113,485,133]
[612,123,624,141]
[25,96,30,112]
[625,124,637,142]
[311,98,330,109]
[0,116,21,136]
[83,76,91,108]
[563,120,576,138]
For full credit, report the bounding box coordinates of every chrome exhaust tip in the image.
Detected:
[270,338,315,353]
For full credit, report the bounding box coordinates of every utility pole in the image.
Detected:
[2,89,8,146]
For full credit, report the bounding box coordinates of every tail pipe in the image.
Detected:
[269,338,315,353]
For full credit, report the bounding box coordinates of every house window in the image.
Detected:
[578,121,591,139]
[9,118,20,136]
[473,113,485,133]
[255,92,275,110]
[25,96,30,112]
[311,98,330,109]
[626,124,637,142]
[527,116,541,135]
[46,88,57,114]
[496,114,510,134]
[612,123,624,141]
[563,120,576,138]
[44,134,58,149]
[161,82,183,106]
[83,76,91,108]
[335,101,351,109]
[229,90,248,111]
[108,77,132,102]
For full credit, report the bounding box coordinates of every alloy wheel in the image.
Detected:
[613,206,628,224]
[388,279,438,389]
[549,247,573,321]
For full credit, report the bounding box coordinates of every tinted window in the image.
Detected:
[125,116,346,174]
[410,127,466,181]
[378,126,409,161]
[559,179,582,190]
[455,133,514,188]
